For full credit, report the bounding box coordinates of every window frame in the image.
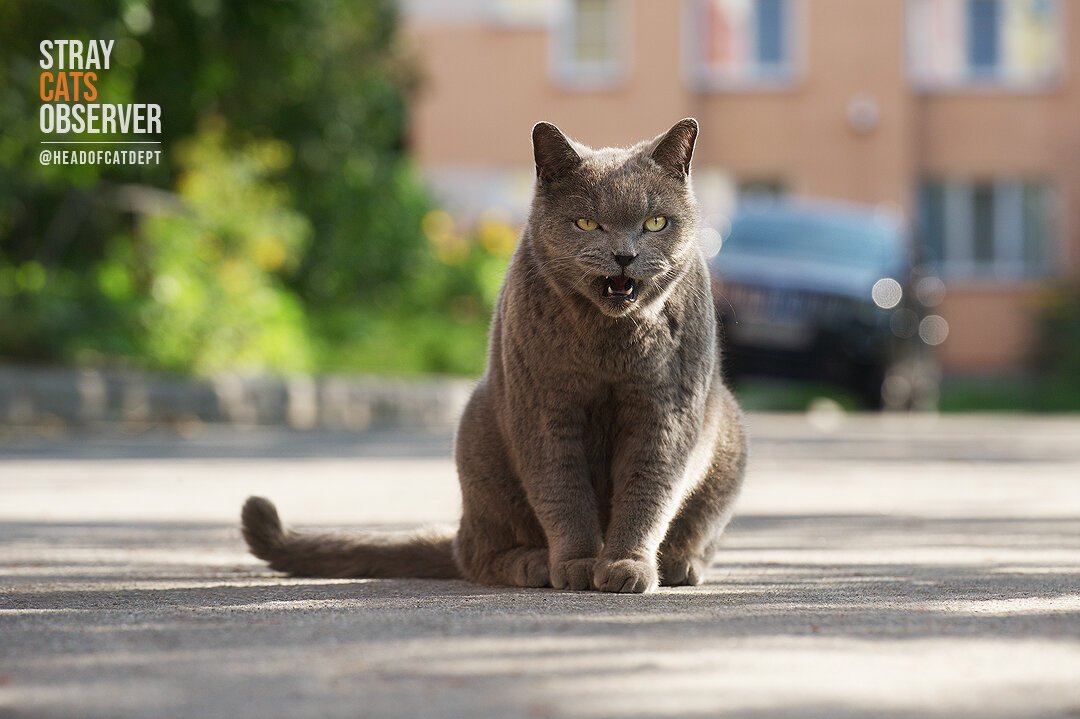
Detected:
[684,0,804,92]
[906,0,1065,93]
[918,178,1058,280]
[488,0,556,29]
[550,0,631,90]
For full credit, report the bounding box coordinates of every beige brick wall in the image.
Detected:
[403,0,1080,373]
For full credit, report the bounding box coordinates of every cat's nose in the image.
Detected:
[613,253,637,268]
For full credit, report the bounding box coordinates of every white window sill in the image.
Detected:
[690,75,799,93]
[687,60,800,93]
[551,67,624,91]
[910,76,1065,96]
[928,264,1056,284]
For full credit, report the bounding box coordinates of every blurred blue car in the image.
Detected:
[709,200,941,410]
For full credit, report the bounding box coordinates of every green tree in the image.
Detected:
[0,0,483,374]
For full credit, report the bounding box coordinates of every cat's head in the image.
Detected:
[527,119,701,317]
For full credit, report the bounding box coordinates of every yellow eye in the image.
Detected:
[644,216,668,232]
[575,218,599,231]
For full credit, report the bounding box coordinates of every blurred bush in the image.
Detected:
[1030,282,1080,410]
[0,0,507,376]
[310,209,511,375]
[134,126,314,373]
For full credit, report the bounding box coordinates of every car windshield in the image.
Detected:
[721,210,901,269]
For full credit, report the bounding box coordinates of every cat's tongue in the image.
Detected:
[602,274,637,301]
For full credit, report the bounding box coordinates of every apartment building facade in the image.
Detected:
[402,0,1080,374]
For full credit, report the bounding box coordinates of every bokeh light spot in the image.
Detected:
[890,308,919,338]
[919,315,950,346]
[698,227,722,258]
[872,278,902,309]
[915,275,947,307]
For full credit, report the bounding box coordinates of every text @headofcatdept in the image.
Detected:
[40,149,163,166]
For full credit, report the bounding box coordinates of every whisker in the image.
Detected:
[713,290,738,324]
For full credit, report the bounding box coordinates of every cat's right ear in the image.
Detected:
[532,122,581,185]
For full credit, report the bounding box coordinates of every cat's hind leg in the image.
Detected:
[453,492,551,590]
[452,382,552,588]
[452,473,551,587]
[455,530,550,587]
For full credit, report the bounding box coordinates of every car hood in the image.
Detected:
[711,253,894,301]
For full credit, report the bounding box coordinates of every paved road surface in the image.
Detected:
[2,413,1079,718]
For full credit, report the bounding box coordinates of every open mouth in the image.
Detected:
[601,275,637,303]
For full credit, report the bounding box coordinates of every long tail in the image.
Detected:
[240,496,460,579]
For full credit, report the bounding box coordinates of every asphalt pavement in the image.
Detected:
[1,412,1079,718]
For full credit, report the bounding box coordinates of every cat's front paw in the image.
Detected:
[551,557,597,591]
[659,556,706,586]
[593,558,658,593]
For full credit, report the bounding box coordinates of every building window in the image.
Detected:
[689,0,797,89]
[738,178,788,205]
[918,179,1056,278]
[692,171,789,220]
[490,0,555,28]
[552,0,624,88]
[907,0,1062,89]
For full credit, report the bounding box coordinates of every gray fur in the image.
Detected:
[242,119,747,593]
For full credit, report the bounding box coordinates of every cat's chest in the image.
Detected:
[581,319,678,380]
[581,388,618,465]
[503,282,699,386]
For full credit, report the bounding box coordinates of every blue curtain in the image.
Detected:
[968,0,1000,72]
[756,0,785,66]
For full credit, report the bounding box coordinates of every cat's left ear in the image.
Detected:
[649,118,698,181]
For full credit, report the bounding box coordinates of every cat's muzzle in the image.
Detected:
[601,275,637,303]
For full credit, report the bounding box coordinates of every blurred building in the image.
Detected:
[400,0,1079,375]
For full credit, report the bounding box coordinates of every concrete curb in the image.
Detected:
[0,365,473,430]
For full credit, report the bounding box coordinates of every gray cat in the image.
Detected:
[242,119,747,592]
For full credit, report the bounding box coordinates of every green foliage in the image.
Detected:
[0,0,506,376]
[1029,282,1080,411]
[731,379,861,412]
[134,127,313,373]
[935,283,1080,413]
[311,210,514,376]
